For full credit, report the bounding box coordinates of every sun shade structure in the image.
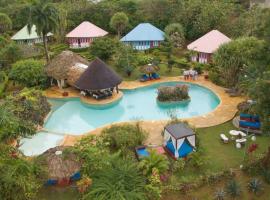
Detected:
[11,25,53,45]
[40,146,81,186]
[187,30,231,63]
[140,64,160,74]
[46,51,89,89]
[163,123,196,159]
[121,23,165,50]
[66,21,108,49]
[75,58,122,91]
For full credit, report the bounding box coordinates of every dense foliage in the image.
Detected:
[89,37,120,60]
[101,123,147,153]
[0,144,43,200]
[83,156,147,200]
[9,59,48,88]
[110,12,129,37]
[212,37,269,87]
[157,84,189,102]
[0,88,50,142]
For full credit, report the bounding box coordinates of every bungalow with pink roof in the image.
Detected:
[187,30,231,64]
[66,21,108,49]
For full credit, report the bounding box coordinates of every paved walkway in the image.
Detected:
[58,76,245,146]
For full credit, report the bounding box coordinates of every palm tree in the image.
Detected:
[83,157,147,200]
[138,150,169,177]
[27,0,59,63]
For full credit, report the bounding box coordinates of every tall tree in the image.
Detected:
[165,23,185,48]
[27,0,59,63]
[110,12,129,38]
[0,12,12,33]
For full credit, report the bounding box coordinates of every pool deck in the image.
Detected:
[45,86,123,106]
[58,76,245,147]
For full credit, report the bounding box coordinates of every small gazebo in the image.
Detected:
[46,51,89,89]
[163,123,196,159]
[75,58,122,94]
[40,146,81,186]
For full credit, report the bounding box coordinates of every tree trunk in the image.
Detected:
[42,33,50,63]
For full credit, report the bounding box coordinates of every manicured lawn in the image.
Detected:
[197,122,270,172]
[37,121,270,199]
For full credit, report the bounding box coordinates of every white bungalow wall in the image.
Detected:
[124,41,160,50]
[68,38,95,49]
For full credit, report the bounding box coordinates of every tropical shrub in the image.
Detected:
[9,59,48,88]
[186,148,208,169]
[157,84,189,102]
[0,88,50,142]
[0,71,8,97]
[0,42,22,66]
[171,158,185,173]
[68,135,111,175]
[137,54,153,66]
[226,179,242,198]
[82,156,147,200]
[0,145,43,200]
[138,150,169,177]
[262,169,270,184]
[90,37,120,60]
[113,44,137,76]
[214,188,226,200]
[101,123,147,153]
[248,178,263,195]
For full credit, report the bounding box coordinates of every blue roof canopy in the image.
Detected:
[121,23,165,42]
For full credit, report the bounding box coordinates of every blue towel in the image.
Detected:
[240,121,261,129]
[45,179,58,186]
[151,73,160,79]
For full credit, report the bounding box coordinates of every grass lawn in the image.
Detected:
[37,121,270,200]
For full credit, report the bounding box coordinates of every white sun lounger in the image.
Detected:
[220,134,229,143]
[238,131,247,137]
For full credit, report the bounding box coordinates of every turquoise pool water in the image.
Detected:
[20,82,220,156]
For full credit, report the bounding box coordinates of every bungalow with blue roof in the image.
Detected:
[120,23,165,50]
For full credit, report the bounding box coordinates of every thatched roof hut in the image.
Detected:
[75,58,122,91]
[46,51,89,88]
[140,64,160,74]
[41,146,81,181]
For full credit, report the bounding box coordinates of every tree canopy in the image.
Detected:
[110,12,129,37]
[9,59,48,88]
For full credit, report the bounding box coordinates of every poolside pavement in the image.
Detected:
[46,76,245,147]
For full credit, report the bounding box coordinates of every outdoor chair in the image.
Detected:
[220,134,229,143]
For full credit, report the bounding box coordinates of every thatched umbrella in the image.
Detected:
[140,64,160,74]
[46,51,89,89]
[41,146,81,185]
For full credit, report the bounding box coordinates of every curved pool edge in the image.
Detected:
[59,76,244,147]
[21,76,244,157]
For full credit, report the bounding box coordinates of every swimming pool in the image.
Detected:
[20,82,220,156]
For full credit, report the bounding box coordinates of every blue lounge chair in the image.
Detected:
[151,73,160,80]
[239,121,261,129]
[140,74,149,82]
[240,113,260,122]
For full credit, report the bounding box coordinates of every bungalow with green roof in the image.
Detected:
[120,23,165,50]
[11,25,53,45]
